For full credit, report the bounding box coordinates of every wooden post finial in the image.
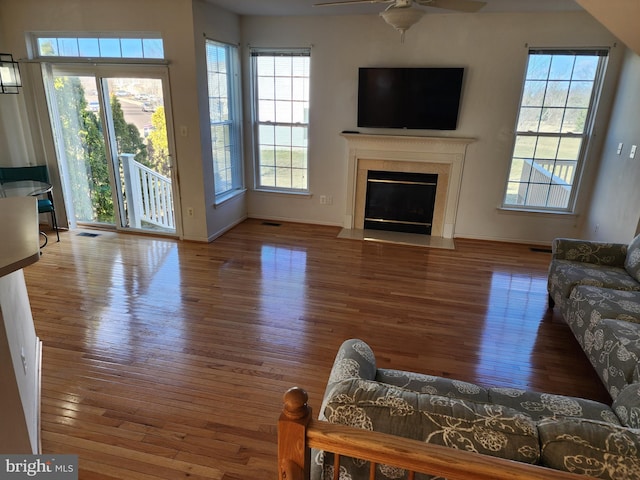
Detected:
[282,387,309,420]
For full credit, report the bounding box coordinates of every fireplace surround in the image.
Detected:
[341,133,475,240]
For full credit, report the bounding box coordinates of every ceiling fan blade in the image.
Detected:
[314,0,390,6]
[418,0,487,13]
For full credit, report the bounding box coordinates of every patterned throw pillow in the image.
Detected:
[625,234,640,283]
[538,417,640,480]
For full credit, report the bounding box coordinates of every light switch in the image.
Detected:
[631,145,637,159]
[617,143,623,155]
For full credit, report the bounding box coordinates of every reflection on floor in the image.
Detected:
[338,228,456,249]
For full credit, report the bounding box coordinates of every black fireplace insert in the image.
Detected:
[364,170,438,235]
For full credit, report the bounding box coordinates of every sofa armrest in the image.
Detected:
[325,339,377,389]
[552,238,628,266]
[319,339,377,421]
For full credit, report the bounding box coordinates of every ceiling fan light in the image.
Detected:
[380,7,424,41]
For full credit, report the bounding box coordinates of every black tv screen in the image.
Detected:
[357,67,464,130]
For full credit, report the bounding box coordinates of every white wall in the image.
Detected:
[0,270,40,454]
[1,3,632,245]
[0,0,245,242]
[241,12,623,244]
[0,16,36,167]
[584,49,640,243]
[192,0,247,241]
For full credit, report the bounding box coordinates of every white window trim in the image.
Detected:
[250,48,311,194]
[206,39,244,202]
[502,47,609,214]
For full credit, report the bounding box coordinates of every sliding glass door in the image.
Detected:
[45,65,178,235]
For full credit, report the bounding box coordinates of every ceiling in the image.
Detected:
[204,0,583,17]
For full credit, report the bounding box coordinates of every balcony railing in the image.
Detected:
[516,159,574,209]
[120,154,175,230]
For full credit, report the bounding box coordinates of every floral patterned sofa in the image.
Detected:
[547,235,640,402]
[312,339,640,480]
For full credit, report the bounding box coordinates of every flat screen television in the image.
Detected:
[357,67,464,130]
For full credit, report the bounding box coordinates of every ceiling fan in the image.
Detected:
[314,0,487,41]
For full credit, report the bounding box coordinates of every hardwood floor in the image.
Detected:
[24,220,609,479]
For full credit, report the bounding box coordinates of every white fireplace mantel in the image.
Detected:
[341,133,475,239]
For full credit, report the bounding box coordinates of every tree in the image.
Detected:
[54,76,114,223]
[53,81,153,223]
[147,106,170,177]
[110,96,148,165]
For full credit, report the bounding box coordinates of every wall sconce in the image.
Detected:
[0,53,22,94]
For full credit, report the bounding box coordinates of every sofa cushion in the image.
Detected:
[538,417,640,479]
[376,368,489,402]
[549,260,640,308]
[488,387,619,424]
[614,383,640,429]
[323,379,540,466]
[626,234,640,283]
[567,286,640,336]
[595,320,640,399]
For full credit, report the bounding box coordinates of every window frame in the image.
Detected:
[30,32,165,61]
[250,48,311,193]
[502,48,609,213]
[205,39,244,201]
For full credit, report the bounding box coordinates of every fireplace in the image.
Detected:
[364,170,438,235]
[341,133,474,240]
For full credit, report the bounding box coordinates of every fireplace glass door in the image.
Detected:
[364,170,438,235]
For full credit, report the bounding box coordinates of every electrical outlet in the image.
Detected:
[319,195,327,205]
[326,195,333,205]
[187,207,194,217]
[617,143,623,155]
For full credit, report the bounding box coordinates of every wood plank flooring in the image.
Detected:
[24,220,609,479]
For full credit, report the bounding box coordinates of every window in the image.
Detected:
[33,34,164,60]
[206,40,243,198]
[251,49,310,191]
[503,49,608,211]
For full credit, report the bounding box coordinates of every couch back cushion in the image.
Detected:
[538,417,640,479]
[323,378,540,465]
[625,234,640,283]
[376,368,489,402]
[488,387,619,424]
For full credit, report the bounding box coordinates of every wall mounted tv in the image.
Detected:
[357,67,464,130]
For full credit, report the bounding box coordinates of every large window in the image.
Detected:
[503,49,608,211]
[251,49,310,192]
[206,40,243,198]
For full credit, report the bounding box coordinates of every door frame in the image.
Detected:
[41,62,182,238]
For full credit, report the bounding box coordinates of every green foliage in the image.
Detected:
[110,96,148,165]
[147,107,170,176]
[54,76,114,223]
[53,79,164,224]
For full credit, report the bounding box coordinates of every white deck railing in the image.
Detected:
[120,154,175,230]
[517,159,573,209]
